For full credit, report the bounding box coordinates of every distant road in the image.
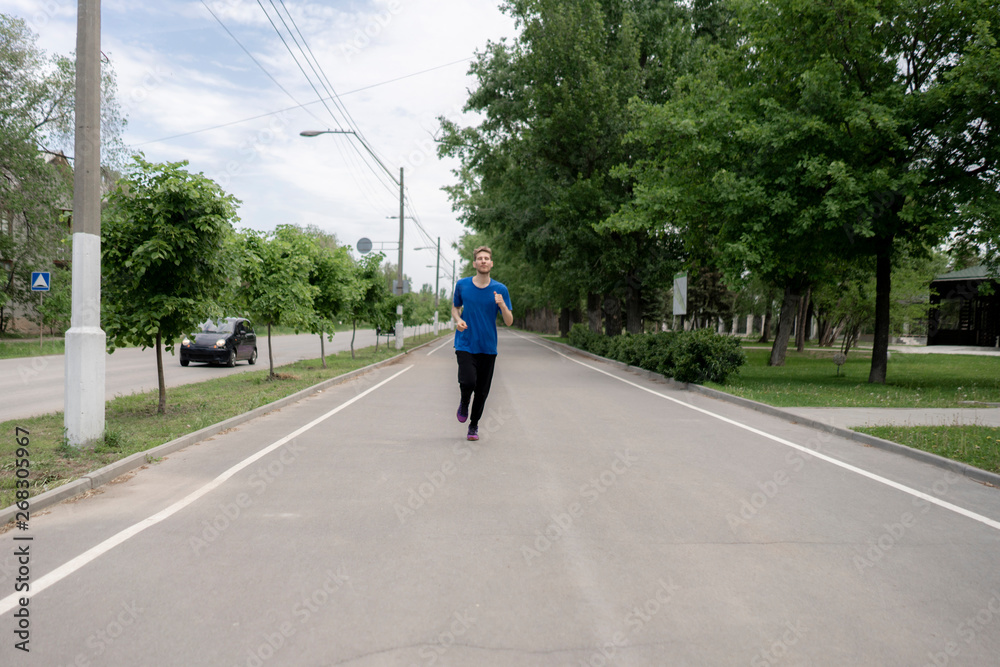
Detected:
[0,326,441,423]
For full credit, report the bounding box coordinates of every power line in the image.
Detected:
[200,2,458,257]
[134,57,473,145]
[198,0,326,128]
[256,0,399,201]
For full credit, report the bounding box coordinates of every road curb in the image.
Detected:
[539,337,1000,489]
[1,335,449,525]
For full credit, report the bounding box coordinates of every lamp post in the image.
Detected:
[300,129,405,348]
[414,237,441,334]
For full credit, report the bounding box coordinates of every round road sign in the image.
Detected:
[357,237,373,254]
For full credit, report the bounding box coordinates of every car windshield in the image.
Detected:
[200,319,235,334]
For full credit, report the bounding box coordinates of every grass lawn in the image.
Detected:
[854,425,1000,475]
[0,331,446,511]
[705,349,1000,408]
[0,337,65,359]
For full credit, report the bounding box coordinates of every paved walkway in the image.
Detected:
[889,344,1000,356]
[782,407,1000,428]
[743,344,1000,356]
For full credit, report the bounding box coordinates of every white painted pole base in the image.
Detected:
[65,326,106,446]
[395,305,404,350]
[64,232,106,447]
[433,310,439,336]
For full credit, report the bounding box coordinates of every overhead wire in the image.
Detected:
[254,0,395,209]
[277,0,395,173]
[206,0,456,278]
[198,0,326,128]
[257,0,398,205]
[135,57,472,145]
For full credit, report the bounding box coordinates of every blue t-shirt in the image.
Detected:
[453,277,512,355]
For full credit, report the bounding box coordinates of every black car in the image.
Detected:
[180,317,258,367]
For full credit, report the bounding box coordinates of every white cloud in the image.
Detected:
[0,0,518,291]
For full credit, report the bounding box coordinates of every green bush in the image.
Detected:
[671,328,746,384]
[566,324,745,384]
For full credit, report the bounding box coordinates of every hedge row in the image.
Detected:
[566,324,746,384]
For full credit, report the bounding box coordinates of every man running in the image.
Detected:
[452,245,513,441]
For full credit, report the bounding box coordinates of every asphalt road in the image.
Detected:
[2,330,999,665]
[0,326,434,424]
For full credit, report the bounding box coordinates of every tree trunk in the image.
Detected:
[320,330,326,368]
[559,308,571,337]
[804,298,814,342]
[587,293,602,333]
[156,331,166,414]
[868,239,892,384]
[828,318,846,347]
[795,287,811,352]
[603,293,622,337]
[769,285,800,366]
[351,320,357,359]
[625,275,642,334]
[267,322,275,379]
[758,300,773,343]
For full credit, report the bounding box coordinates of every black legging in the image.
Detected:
[456,351,497,428]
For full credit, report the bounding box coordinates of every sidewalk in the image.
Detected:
[782,406,1000,428]
[743,344,1000,356]
[889,344,1000,356]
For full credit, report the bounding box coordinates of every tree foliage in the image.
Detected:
[616,0,1000,380]
[237,225,318,378]
[103,157,239,352]
[342,252,397,358]
[103,156,239,412]
[1,13,127,331]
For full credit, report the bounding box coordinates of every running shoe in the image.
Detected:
[457,403,469,423]
[467,425,479,441]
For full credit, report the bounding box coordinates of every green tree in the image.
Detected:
[439,0,654,333]
[619,0,1000,380]
[238,225,318,379]
[343,252,395,358]
[299,226,353,368]
[1,13,127,331]
[103,156,239,413]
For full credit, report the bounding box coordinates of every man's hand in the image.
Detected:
[455,318,468,331]
[495,291,514,326]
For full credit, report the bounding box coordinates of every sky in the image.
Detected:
[1,0,519,295]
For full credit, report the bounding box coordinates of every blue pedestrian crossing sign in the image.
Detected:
[31,271,51,292]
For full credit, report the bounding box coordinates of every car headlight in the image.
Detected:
[216,339,227,348]
[182,338,191,346]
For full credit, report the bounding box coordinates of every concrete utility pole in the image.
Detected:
[434,236,440,335]
[395,167,404,349]
[65,0,105,446]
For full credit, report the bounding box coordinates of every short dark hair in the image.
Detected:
[473,245,492,260]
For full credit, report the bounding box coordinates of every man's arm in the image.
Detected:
[494,291,513,327]
[452,304,467,331]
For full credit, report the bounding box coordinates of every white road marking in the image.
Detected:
[513,331,1000,533]
[427,335,455,356]
[0,365,414,614]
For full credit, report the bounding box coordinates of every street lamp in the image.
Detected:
[415,237,442,334]
[301,129,406,349]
